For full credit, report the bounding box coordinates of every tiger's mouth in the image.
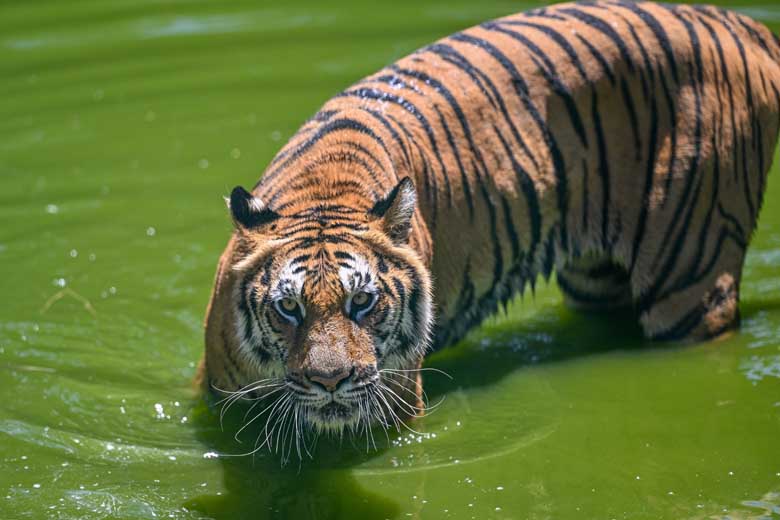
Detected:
[312,402,355,423]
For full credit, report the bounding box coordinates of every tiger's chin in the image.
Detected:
[304,402,362,433]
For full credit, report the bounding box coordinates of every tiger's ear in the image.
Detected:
[369,177,417,244]
[227,186,279,231]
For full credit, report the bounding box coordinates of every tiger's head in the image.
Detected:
[205,177,434,437]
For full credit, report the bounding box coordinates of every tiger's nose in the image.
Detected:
[306,368,353,392]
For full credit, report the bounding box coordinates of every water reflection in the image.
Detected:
[186,405,400,520]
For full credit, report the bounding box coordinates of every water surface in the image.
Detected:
[1,1,779,518]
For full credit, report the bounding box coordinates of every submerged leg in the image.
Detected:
[636,246,745,342]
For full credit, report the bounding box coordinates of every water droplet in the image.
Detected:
[119,406,126,414]
[203,452,219,459]
[45,204,59,214]
[88,253,96,262]
[69,249,78,258]
[230,148,241,159]
[146,227,156,237]
[154,403,165,419]
[32,484,40,489]
[496,486,504,491]
[198,158,209,169]
[53,278,67,288]
[270,130,282,141]
[168,455,176,461]
[109,286,117,295]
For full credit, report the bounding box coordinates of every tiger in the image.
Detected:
[198,0,780,456]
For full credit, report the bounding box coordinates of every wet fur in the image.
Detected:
[199,1,780,447]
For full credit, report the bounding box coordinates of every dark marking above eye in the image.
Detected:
[376,255,388,273]
[334,251,354,260]
[292,266,307,274]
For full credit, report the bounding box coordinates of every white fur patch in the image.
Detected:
[269,259,307,316]
[338,254,376,294]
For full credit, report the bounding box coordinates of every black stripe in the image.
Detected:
[423,44,499,109]
[697,16,740,185]
[651,303,706,341]
[640,8,705,311]
[696,7,757,219]
[612,1,679,84]
[385,111,437,223]
[338,86,451,211]
[680,130,721,286]
[482,22,589,148]
[436,262,475,348]
[259,117,390,190]
[432,104,474,219]
[590,89,611,249]
[452,32,569,253]
[426,42,541,172]
[619,17,651,102]
[657,71,678,207]
[733,12,772,54]
[628,91,659,274]
[581,159,589,234]
[619,77,641,160]
[498,20,589,81]
[717,203,746,241]
[492,124,542,266]
[358,108,413,171]
[557,7,636,74]
[575,34,615,85]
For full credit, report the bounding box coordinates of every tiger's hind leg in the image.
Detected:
[635,237,746,342]
[557,255,633,312]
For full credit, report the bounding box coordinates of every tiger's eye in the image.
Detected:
[280,297,298,312]
[352,291,370,307]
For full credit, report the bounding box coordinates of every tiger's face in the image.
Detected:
[223,178,433,434]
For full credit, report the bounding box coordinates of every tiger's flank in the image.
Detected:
[198,1,780,460]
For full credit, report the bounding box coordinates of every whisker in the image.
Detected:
[241,386,286,422]
[376,385,431,437]
[378,370,437,408]
[234,387,288,441]
[380,367,453,380]
[378,382,429,413]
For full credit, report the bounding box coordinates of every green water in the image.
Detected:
[2,1,780,518]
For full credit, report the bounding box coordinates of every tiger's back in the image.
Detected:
[253,1,780,345]
[201,1,780,408]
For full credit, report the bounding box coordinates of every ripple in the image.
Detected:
[740,355,780,383]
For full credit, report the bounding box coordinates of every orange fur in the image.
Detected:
[200,1,780,440]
